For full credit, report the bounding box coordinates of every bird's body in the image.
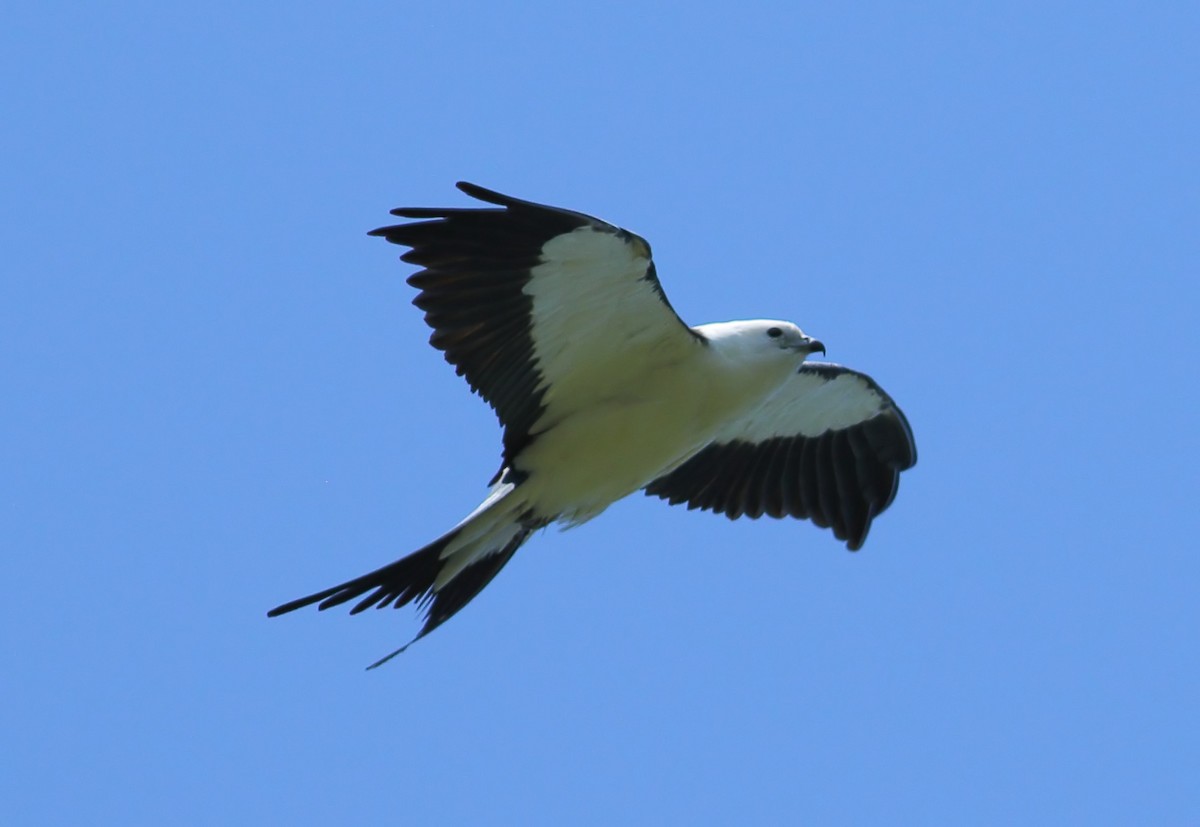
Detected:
[518,319,804,523]
[269,184,917,667]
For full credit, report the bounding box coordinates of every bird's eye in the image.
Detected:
[767,327,783,338]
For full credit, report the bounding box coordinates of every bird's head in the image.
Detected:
[696,319,825,365]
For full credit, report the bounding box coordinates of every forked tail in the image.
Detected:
[268,482,541,668]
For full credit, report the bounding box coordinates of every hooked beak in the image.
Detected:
[802,338,825,356]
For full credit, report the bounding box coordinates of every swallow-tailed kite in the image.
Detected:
[269,183,917,667]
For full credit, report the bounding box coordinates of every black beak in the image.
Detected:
[806,339,826,356]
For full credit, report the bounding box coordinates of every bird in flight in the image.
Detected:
[269,183,917,668]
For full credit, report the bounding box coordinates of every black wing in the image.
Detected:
[644,363,916,550]
[370,182,698,474]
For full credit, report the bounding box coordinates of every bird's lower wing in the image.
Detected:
[643,363,916,550]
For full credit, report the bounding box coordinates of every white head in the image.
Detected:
[694,319,825,365]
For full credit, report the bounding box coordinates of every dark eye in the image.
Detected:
[767,327,783,338]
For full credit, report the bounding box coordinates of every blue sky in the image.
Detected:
[3,2,1197,823]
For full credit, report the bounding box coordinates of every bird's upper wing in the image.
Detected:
[643,363,916,550]
[370,182,703,471]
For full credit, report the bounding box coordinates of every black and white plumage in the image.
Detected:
[268,183,917,667]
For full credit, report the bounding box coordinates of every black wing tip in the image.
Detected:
[368,182,609,247]
[365,182,530,238]
[371,181,517,212]
[455,181,508,204]
[363,182,506,235]
[887,407,918,469]
[842,521,871,552]
[266,589,337,617]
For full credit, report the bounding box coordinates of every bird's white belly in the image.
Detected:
[519,399,700,522]
[516,356,780,524]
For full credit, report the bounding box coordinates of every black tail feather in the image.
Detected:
[362,529,532,670]
[268,524,536,667]
[417,528,530,633]
[266,529,456,620]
